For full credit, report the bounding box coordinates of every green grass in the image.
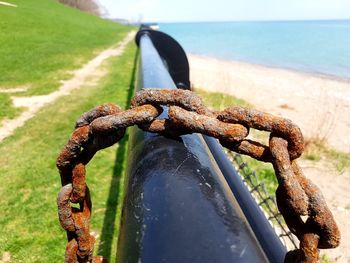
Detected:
[345,203,350,210]
[194,88,251,110]
[0,93,24,120]
[243,159,277,196]
[195,88,278,195]
[320,253,332,263]
[304,138,350,173]
[0,0,133,121]
[0,42,137,262]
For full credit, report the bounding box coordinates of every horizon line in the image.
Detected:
[108,17,350,24]
[144,18,350,24]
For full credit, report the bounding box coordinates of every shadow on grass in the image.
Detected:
[97,48,139,260]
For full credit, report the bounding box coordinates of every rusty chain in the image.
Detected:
[56,88,340,263]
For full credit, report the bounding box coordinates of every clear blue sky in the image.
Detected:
[98,0,350,22]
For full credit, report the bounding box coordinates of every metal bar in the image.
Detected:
[116,28,278,262]
[135,28,190,90]
[204,136,287,262]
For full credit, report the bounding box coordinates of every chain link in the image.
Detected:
[57,88,340,262]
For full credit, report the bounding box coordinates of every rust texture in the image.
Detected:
[218,107,304,160]
[75,103,122,128]
[220,138,273,162]
[169,105,249,143]
[56,89,340,262]
[131,88,213,115]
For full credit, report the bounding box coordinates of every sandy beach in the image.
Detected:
[189,54,350,261]
[189,55,350,153]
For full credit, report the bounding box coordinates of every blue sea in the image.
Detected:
[160,20,350,80]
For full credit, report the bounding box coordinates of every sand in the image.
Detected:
[189,55,350,153]
[189,54,350,261]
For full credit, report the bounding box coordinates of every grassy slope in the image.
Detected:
[0,42,137,262]
[0,0,132,120]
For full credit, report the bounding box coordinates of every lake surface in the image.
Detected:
[160,21,350,80]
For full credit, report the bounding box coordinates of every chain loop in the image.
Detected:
[57,89,340,262]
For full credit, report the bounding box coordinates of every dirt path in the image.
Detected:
[189,54,350,262]
[0,31,135,142]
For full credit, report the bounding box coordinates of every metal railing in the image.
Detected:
[226,151,298,250]
[116,27,287,262]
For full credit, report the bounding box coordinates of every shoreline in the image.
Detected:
[189,52,350,84]
[188,53,350,153]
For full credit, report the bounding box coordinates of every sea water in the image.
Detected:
[160,21,350,80]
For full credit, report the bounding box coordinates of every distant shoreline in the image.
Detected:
[187,52,350,84]
[160,19,350,24]
[188,54,350,153]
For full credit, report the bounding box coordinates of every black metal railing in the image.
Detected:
[116,27,286,263]
[226,152,298,250]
